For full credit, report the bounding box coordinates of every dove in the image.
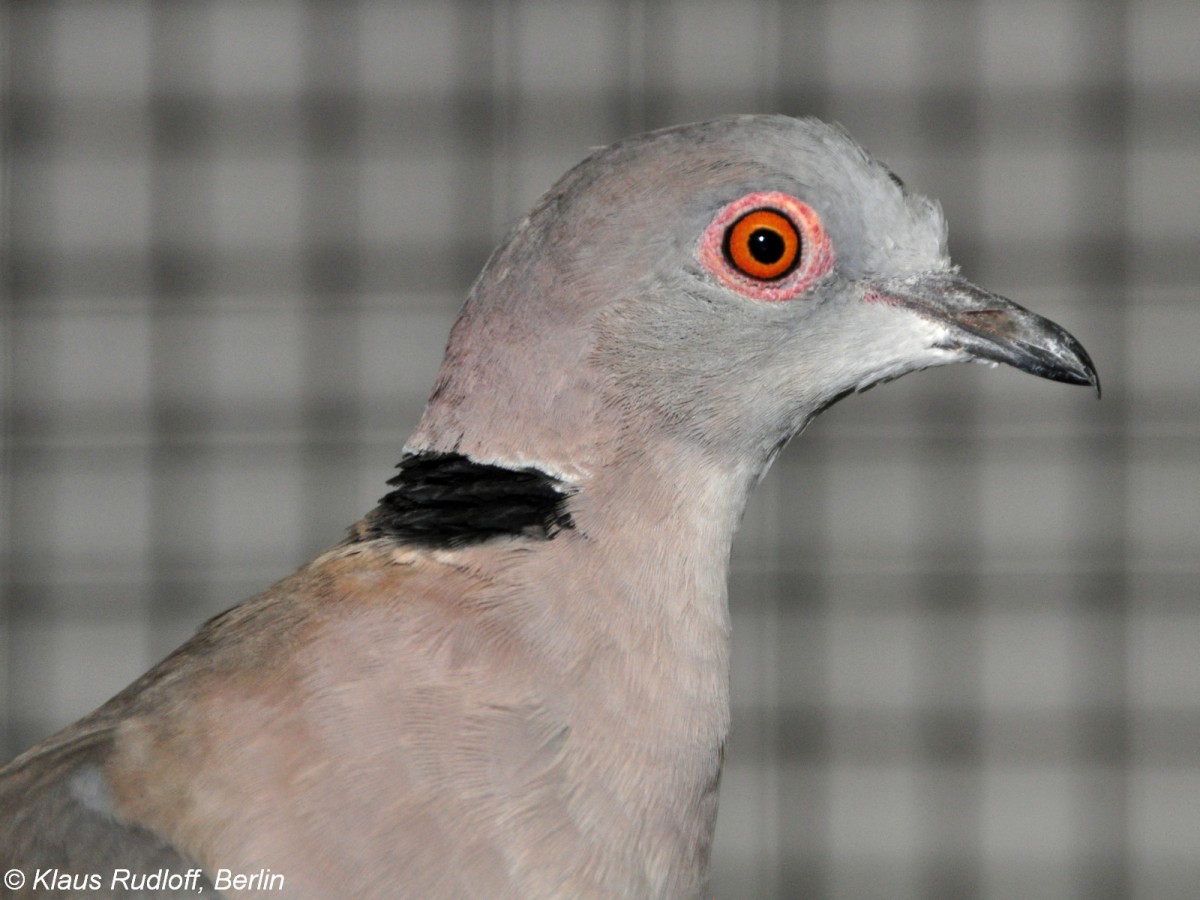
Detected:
[0,114,1097,899]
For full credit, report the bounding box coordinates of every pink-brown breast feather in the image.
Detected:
[102,541,587,896]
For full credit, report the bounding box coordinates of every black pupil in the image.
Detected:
[748,227,785,265]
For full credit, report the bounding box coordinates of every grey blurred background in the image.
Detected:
[2,1,1198,898]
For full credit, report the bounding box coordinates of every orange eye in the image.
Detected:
[723,208,801,281]
[699,191,834,302]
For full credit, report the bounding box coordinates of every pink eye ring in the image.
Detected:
[699,191,834,301]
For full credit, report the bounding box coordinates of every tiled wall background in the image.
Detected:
[2,2,1198,898]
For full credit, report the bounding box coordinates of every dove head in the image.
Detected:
[407,115,1096,483]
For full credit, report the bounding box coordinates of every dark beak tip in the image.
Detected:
[1034,345,1101,397]
[1061,333,1101,398]
[1084,362,1102,399]
[1065,366,1101,397]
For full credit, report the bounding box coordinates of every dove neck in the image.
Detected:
[534,442,759,885]
[566,437,759,663]
[384,436,763,885]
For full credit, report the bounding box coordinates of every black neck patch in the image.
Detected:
[353,452,575,549]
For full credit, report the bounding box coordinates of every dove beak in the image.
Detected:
[868,272,1100,395]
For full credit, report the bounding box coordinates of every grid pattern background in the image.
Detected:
[2,2,1198,898]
